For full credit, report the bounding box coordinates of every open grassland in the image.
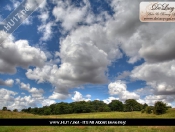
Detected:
[0,108,175,132]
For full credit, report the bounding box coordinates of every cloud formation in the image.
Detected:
[72,91,91,102]
[108,80,140,101]
[0,79,14,87]
[0,32,47,74]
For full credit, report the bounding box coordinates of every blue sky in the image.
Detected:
[0,0,175,110]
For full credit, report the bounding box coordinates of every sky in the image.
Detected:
[0,0,175,111]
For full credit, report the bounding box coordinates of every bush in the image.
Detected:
[141,109,145,113]
[2,107,7,111]
[154,101,167,115]
[145,106,152,114]
[13,109,18,112]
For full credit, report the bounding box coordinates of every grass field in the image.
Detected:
[0,108,175,132]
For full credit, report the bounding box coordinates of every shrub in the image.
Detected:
[145,106,152,114]
[141,109,145,113]
[2,107,7,111]
[154,101,167,115]
[13,109,18,112]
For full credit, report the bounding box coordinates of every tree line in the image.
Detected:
[2,99,170,115]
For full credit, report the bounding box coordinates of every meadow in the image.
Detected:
[0,108,175,132]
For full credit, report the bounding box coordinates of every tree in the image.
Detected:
[142,103,148,109]
[154,101,167,115]
[145,106,152,114]
[90,100,107,112]
[2,107,7,111]
[43,106,51,115]
[141,109,145,113]
[13,109,18,112]
[108,100,123,111]
[125,99,142,111]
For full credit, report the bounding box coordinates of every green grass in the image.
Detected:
[0,109,175,132]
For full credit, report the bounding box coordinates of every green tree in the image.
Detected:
[154,101,167,115]
[43,106,51,115]
[141,109,145,113]
[142,103,148,109]
[108,100,123,111]
[2,107,7,111]
[125,99,142,111]
[145,106,152,114]
[90,100,107,112]
[13,109,18,112]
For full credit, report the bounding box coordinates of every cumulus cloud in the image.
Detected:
[0,32,47,74]
[105,0,175,64]
[116,71,131,80]
[4,4,13,11]
[22,16,33,25]
[26,23,122,99]
[52,0,89,31]
[37,0,55,42]
[38,21,55,42]
[103,0,175,106]
[49,92,70,100]
[52,0,112,32]
[143,95,175,106]
[41,99,56,106]
[108,80,140,101]
[20,82,30,91]
[72,91,91,102]
[131,61,175,95]
[0,88,17,102]
[15,78,20,84]
[0,86,53,110]
[103,97,119,104]
[10,0,21,9]
[0,79,14,87]
[19,82,44,99]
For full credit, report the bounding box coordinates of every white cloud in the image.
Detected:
[20,82,30,91]
[38,11,49,23]
[86,94,91,99]
[0,88,17,110]
[41,99,56,106]
[0,87,53,110]
[15,78,20,84]
[37,1,55,42]
[4,4,13,11]
[52,0,89,31]
[49,92,70,100]
[103,97,119,104]
[22,16,33,25]
[108,80,140,101]
[131,60,175,95]
[134,87,154,96]
[143,95,175,107]
[104,0,175,64]
[0,79,14,87]
[26,23,122,100]
[38,22,55,42]
[10,0,20,9]
[0,32,47,74]
[29,87,44,98]
[116,71,130,80]
[19,82,44,99]
[7,95,38,110]
[72,91,91,102]
[0,88,17,102]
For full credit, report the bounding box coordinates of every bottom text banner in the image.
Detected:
[0,119,175,126]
